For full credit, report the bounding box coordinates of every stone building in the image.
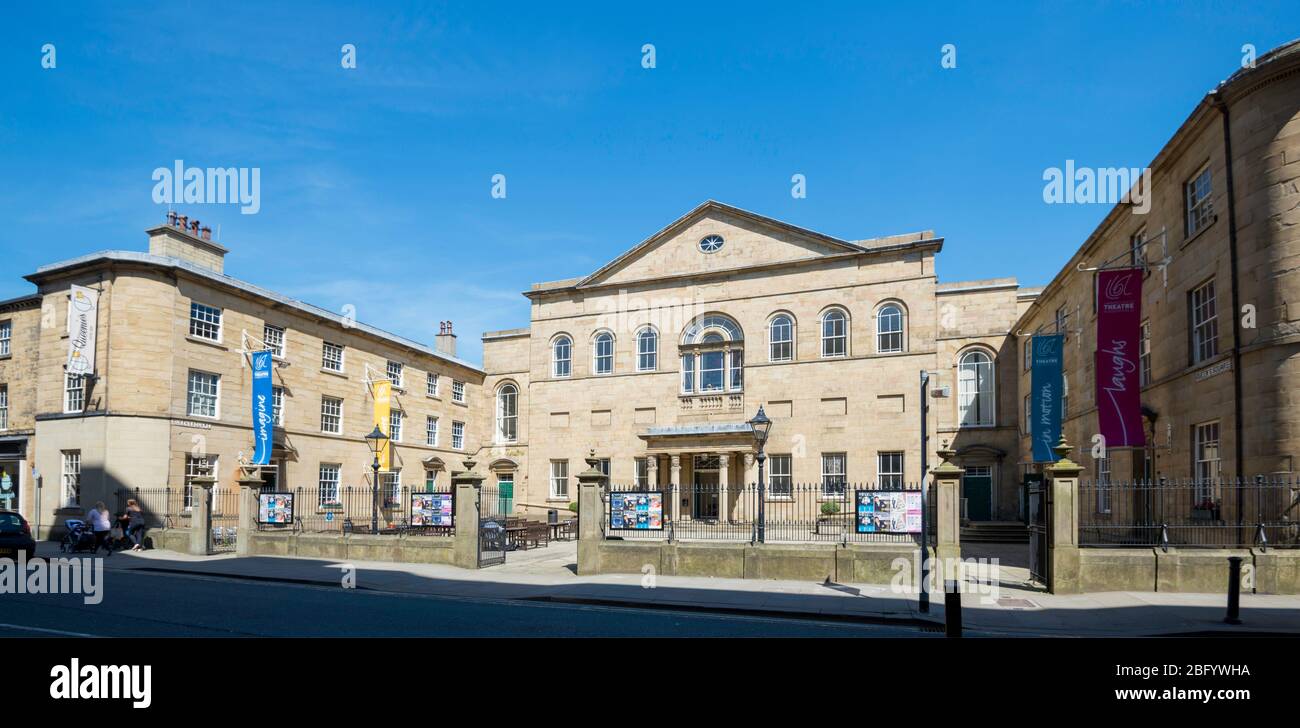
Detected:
[2,217,485,538]
[1014,40,1300,491]
[479,200,1029,523]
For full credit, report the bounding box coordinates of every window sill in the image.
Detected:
[451,400,468,407]
[320,368,348,379]
[1179,214,1219,251]
[186,335,228,350]
[425,394,442,401]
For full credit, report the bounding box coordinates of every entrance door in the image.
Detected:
[259,462,280,494]
[0,462,18,512]
[964,466,993,521]
[693,471,719,520]
[496,473,514,516]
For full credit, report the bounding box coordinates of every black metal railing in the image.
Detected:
[1077,476,1300,548]
[114,487,185,529]
[603,482,926,545]
[292,485,454,535]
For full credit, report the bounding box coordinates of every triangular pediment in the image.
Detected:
[576,201,868,289]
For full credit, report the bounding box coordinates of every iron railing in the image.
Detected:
[602,481,927,545]
[1077,476,1300,548]
[292,485,454,535]
[114,487,185,529]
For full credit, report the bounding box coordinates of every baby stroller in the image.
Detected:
[59,519,98,553]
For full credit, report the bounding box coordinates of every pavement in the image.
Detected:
[31,541,1300,637]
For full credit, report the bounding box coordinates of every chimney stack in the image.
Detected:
[435,320,457,358]
[148,211,229,274]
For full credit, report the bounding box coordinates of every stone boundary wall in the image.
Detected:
[1078,548,1300,594]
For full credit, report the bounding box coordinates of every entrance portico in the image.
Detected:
[638,423,756,524]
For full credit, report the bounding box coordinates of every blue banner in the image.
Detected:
[1031,334,1064,463]
[251,350,274,466]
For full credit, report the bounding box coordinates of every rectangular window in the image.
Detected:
[1023,337,1032,371]
[186,370,219,418]
[61,450,81,508]
[637,334,657,372]
[322,342,344,372]
[0,384,7,430]
[189,302,222,341]
[1055,305,1067,335]
[426,415,439,446]
[1096,455,1112,513]
[387,360,403,389]
[452,380,465,403]
[271,386,284,426]
[769,318,793,362]
[1189,279,1218,365]
[0,319,10,357]
[452,421,464,450]
[262,324,285,358]
[318,464,341,507]
[877,451,904,488]
[821,453,847,496]
[389,410,403,443]
[769,455,792,497]
[320,396,343,434]
[382,470,401,506]
[184,455,217,510]
[64,373,86,414]
[594,336,614,374]
[426,372,439,397]
[1193,421,1221,503]
[1130,228,1148,268]
[634,458,649,489]
[424,470,438,490]
[1139,319,1151,387]
[681,354,695,393]
[550,460,569,499]
[700,351,725,392]
[1185,166,1214,238]
[1062,370,1069,417]
[729,350,743,391]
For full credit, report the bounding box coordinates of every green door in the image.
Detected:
[497,475,514,515]
[964,470,993,521]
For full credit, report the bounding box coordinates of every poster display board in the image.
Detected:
[609,491,664,531]
[855,490,922,534]
[411,492,454,527]
[257,492,294,525]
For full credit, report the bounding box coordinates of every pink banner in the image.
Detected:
[1096,269,1145,447]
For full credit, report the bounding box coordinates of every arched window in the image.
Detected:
[876,304,904,353]
[593,332,614,375]
[552,336,572,378]
[957,350,995,427]
[496,383,518,443]
[679,313,744,394]
[769,314,794,362]
[637,328,658,371]
[821,309,848,357]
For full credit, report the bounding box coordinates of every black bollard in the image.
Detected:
[1224,556,1243,625]
[944,579,962,638]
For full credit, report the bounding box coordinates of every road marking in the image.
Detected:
[0,622,99,638]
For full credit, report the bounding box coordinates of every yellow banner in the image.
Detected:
[372,380,392,471]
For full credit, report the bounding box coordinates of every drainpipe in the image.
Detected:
[1210,91,1246,542]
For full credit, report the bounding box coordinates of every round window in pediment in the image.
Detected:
[698,235,725,253]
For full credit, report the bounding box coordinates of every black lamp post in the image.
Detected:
[749,406,773,544]
[364,425,389,535]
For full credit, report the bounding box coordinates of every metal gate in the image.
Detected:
[210,487,239,553]
[1027,481,1048,586]
[477,482,507,568]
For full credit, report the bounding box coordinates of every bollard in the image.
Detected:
[944,579,962,638]
[1224,556,1243,625]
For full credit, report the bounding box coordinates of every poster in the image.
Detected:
[371,379,392,470]
[1031,333,1064,462]
[609,491,664,531]
[855,490,922,534]
[1095,268,1145,447]
[258,492,294,525]
[410,492,453,527]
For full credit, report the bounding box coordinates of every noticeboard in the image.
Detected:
[411,492,454,527]
[257,491,295,525]
[609,491,664,531]
[854,490,922,534]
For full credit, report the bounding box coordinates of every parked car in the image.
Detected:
[0,511,36,561]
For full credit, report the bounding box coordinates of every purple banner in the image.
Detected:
[1095,269,1145,447]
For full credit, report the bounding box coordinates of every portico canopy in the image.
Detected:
[637,422,757,455]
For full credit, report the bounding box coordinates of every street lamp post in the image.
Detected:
[748,406,772,544]
[364,425,389,535]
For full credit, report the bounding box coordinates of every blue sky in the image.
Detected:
[1,2,1295,362]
